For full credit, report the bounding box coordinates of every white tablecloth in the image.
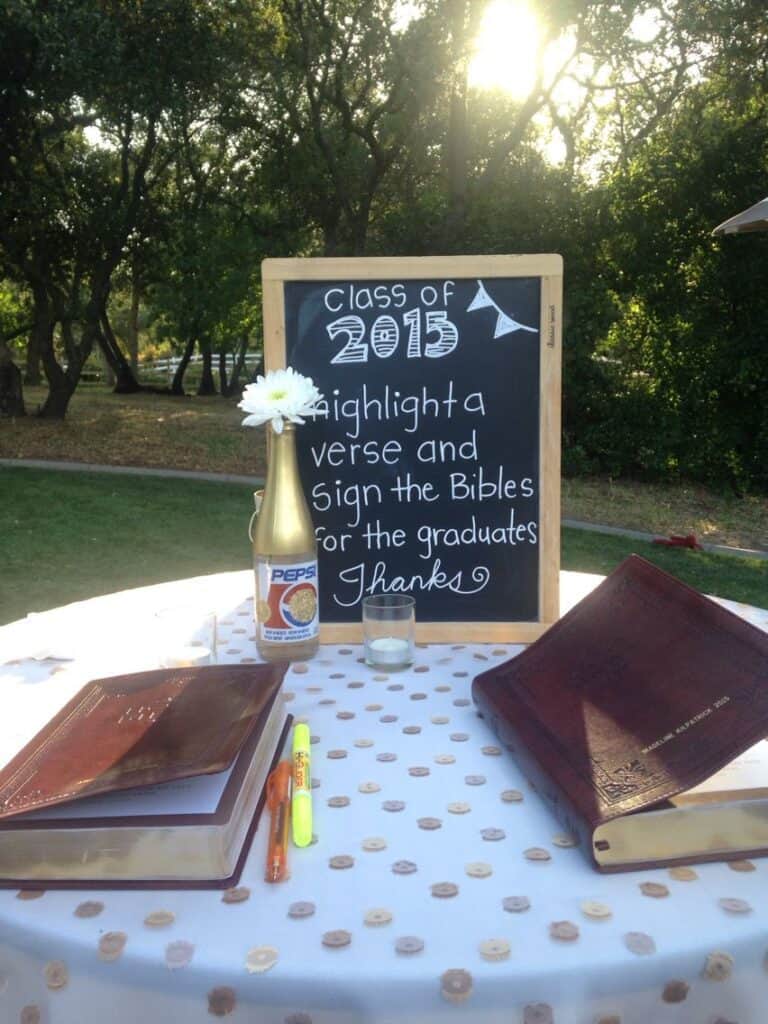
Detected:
[1,571,767,1024]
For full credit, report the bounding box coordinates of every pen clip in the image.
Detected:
[267,760,291,810]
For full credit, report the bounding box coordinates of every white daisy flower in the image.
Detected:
[238,367,325,434]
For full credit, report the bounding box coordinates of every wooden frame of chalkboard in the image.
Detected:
[262,255,562,643]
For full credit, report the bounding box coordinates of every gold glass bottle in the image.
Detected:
[252,423,319,661]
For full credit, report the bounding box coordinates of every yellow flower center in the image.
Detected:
[269,389,288,400]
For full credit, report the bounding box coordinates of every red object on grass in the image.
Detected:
[651,533,702,550]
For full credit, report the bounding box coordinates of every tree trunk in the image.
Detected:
[171,335,196,395]
[28,282,55,389]
[197,338,216,395]
[218,350,229,396]
[0,340,25,417]
[127,273,140,373]
[99,311,142,393]
[222,332,250,397]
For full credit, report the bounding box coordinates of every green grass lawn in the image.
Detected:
[1,466,766,626]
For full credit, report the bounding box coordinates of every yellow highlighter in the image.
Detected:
[291,723,312,847]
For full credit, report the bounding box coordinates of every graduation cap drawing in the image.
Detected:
[467,281,538,338]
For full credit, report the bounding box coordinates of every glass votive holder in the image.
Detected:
[155,607,218,668]
[362,595,415,671]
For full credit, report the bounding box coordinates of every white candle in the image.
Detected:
[367,636,412,667]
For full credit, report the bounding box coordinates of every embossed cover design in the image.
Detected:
[472,556,768,866]
[0,663,288,819]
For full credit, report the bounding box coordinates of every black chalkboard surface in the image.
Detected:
[263,256,562,643]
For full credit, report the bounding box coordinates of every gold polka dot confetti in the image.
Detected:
[362,836,387,851]
[144,909,175,928]
[702,951,734,981]
[668,866,698,881]
[719,897,752,914]
[465,774,486,786]
[291,663,309,674]
[373,674,389,682]
[328,796,351,808]
[74,900,104,918]
[353,738,374,748]
[481,745,502,756]
[322,929,351,949]
[382,799,405,811]
[245,946,279,974]
[503,895,530,913]
[387,684,404,692]
[431,881,459,898]
[552,833,578,848]
[435,684,452,692]
[450,732,470,742]
[440,968,473,1004]
[207,985,237,1016]
[408,766,430,777]
[364,908,393,926]
[98,931,128,962]
[287,901,315,918]
[434,754,455,765]
[473,653,489,661]
[43,960,68,990]
[413,665,429,674]
[595,1016,620,1024]
[165,940,195,970]
[639,881,669,898]
[418,817,442,830]
[285,1014,313,1024]
[728,859,756,872]
[20,1006,41,1024]
[365,704,383,711]
[402,725,421,735]
[465,861,493,878]
[523,1004,554,1024]
[380,714,398,724]
[358,781,381,793]
[396,935,424,955]
[501,789,524,802]
[549,920,579,942]
[479,938,510,962]
[661,979,689,1003]
[327,749,347,759]
[392,860,418,875]
[580,900,612,920]
[524,847,551,862]
[431,715,450,724]
[329,854,355,869]
[624,931,656,956]
[481,827,505,841]
[336,711,355,720]
[16,889,44,901]
[447,801,471,814]
[376,752,397,762]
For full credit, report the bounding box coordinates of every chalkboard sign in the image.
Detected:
[263,255,562,642]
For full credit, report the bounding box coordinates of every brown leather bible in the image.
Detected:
[0,663,290,887]
[472,555,768,871]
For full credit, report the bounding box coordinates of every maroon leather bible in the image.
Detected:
[472,556,768,871]
[0,663,288,819]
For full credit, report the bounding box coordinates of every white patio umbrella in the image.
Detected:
[712,195,768,235]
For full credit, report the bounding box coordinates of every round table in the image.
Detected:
[1,571,767,1024]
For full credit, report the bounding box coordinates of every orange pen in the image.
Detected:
[265,760,292,883]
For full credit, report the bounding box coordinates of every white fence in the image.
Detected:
[140,352,261,380]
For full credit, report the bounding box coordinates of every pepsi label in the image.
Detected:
[257,558,319,644]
